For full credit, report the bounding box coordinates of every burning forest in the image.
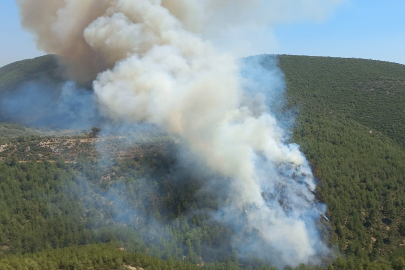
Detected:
[6,0,351,268]
[0,0,404,269]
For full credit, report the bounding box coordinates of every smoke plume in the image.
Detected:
[17,0,343,267]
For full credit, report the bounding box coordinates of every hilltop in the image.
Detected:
[279,55,405,149]
[0,55,61,95]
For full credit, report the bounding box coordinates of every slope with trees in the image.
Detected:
[0,55,404,269]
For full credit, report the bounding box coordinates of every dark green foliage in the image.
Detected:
[0,141,239,262]
[0,148,281,269]
[0,54,405,269]
[277,55,405,269]
[0,243,245,270]
[278,55,405,148]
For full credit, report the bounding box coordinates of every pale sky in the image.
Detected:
[1,0,404,67]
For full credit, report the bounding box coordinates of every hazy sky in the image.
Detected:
[0,0,404,67]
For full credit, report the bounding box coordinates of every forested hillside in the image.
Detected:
[278,55,405,269]
[279,55,405,148]
[0,55,404,269]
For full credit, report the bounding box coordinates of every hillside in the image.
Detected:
[0,55,99,130]
[278,55,405,269]
[279,55,405,149]
[0,55,61,96]
[0,55,405,270]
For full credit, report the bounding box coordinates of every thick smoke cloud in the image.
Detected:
[16,0,343,267]
[17,0,345,81]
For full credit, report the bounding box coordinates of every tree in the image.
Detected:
[90,127,101,138]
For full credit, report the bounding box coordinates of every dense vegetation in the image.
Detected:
[278,55,405,269]
[0,55,404,269]
[279,55,405,148]
[0,243,276,270]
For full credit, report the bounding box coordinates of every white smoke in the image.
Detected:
[17,0,343,267]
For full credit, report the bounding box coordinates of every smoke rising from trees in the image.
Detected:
[16,0,343,267]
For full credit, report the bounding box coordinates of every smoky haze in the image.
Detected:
[1,79,100,129]
[16,0,343,267]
